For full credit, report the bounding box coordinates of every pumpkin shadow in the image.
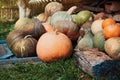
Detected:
[92,60,120,80]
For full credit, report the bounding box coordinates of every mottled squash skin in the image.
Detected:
[105,37,120,60]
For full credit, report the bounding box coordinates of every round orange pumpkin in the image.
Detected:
[103,23,120,39]
[36,31,73,62]
[102,18,116,29]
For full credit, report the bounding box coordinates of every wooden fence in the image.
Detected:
[0,7,19,22]
[0,0,19,22]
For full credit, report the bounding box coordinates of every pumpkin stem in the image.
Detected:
[54,29,59,35]
[67,6,77,15]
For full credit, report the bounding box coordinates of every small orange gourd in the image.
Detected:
[36,31,73,62]
[103,23,120,39]
[102,18,116,29]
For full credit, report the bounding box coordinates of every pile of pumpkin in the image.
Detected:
[6,2,120,62]
[76,18,120,60]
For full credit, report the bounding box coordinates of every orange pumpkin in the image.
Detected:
[36,31,73,62]
[42,22,54,32]
[103,23,120,39]
[102,18,116,29]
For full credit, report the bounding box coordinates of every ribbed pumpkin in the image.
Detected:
[6,30,26,49]
[36,31,73,62]
[104,37,120,60]
[45,2,63,17]
[93,31,105,51]
[91,19,104,35]
[12,35,37,58]
[14,18,31,30]
[23,18,45,40]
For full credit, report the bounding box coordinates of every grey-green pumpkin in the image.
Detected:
[76,31,94,50]
[93,31,106,51]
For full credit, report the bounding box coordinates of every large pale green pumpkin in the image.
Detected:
[50,11,73,26]
[50,11,79,40]
[75,10,92,25]
[93,31,105,51]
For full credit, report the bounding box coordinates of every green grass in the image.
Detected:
[0,57,94,80]
[0,21,14,40]
[0,22,95,80]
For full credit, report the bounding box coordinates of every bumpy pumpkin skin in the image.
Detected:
[105,37,120,60]
[36,31,73,62]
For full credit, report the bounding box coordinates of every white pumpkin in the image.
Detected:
[91,19,104,35]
